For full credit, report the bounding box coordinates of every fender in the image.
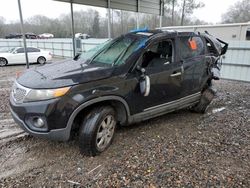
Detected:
[64,95,131,140]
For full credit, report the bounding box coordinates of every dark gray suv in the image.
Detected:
[10,29,228,155]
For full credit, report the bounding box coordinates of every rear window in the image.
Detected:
[179,36,205,60]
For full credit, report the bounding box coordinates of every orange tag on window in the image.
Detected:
[189,40,197,50]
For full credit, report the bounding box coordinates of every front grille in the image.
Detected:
[12,82,29,103]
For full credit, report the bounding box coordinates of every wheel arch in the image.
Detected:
[67,96,131,138]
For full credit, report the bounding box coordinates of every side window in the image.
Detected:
[27,48,33,53]
[194,37,205,55]
[28,47,40,52]
[141,40,174,68]
[34,48,40,52]
[16,48,24,53]
[179,36,204,60]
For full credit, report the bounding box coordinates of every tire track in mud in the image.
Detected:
[0,76,24,147]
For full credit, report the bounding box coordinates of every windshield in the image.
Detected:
[77,34,148,66]
[8,48,16,53]
[78,40,110,61]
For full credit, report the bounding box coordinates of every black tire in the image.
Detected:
[37,56,46,64]
[0,57,8,67]
[79,106,116,156]
[191,87,216,113]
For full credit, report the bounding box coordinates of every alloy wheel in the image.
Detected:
[0,58,7,66]
[96,115,116,150]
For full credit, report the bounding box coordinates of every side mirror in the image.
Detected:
[137,66,150,96]
[140,75,150,96]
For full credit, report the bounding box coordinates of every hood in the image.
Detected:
[17,59,114,89]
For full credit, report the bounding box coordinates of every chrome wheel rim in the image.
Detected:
[0,58,6,66]
[96,115,116,150]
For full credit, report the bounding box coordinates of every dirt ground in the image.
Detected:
[0,63,249,187]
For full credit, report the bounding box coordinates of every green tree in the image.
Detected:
[180,0,204,25]
[92,11,100,37]
[0,16,5,37]
[222,0,250,23]
[162,0,205,26]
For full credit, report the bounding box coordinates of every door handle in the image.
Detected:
[170,72,182,77]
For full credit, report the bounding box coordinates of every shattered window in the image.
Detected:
[179,36,204,60]
[81,34,148,66]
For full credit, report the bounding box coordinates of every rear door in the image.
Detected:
[177,35,207,96]
[27,47,41,62]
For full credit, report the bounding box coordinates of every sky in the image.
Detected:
[0,0,239,24]
[193,0,239,23]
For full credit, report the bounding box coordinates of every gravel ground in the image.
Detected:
[0,64,249,187]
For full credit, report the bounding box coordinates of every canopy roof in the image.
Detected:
[54,0,163,15]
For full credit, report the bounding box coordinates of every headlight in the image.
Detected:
[24,87,71,102]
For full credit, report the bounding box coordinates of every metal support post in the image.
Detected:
[70,2,76,57]
[17,0,29,69]
[159,0,164,28]
[107,0,111,38]
[136,0,140,29]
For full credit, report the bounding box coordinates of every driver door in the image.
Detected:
[9,48,26,64]
[127,37,184,114]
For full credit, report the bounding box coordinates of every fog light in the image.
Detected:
[33,117,45,128]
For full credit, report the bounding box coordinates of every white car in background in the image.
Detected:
[0,47,52,67]
[75,33,90,39]
[39,33,54,38]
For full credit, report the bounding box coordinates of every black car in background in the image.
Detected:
[9,29,228,156]
[5,33,38,39]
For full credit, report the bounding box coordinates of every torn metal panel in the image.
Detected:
[202,32,228,56]
[201,32,228,80]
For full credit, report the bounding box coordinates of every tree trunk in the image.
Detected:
[181,0,186,26]
[121,10,124,34]
[111,9,114,38]
[171,0,175,25]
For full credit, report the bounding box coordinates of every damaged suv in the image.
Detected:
[10,29,228,155]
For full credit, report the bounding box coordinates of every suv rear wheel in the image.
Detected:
[191,87,216,113]
[79,106,116,156]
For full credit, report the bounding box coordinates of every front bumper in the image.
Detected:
[10,107,71,141]
[9,87,75,141]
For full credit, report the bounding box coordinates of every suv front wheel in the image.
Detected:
[79,106,116,156]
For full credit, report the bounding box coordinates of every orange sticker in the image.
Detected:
[189,40,197,50]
